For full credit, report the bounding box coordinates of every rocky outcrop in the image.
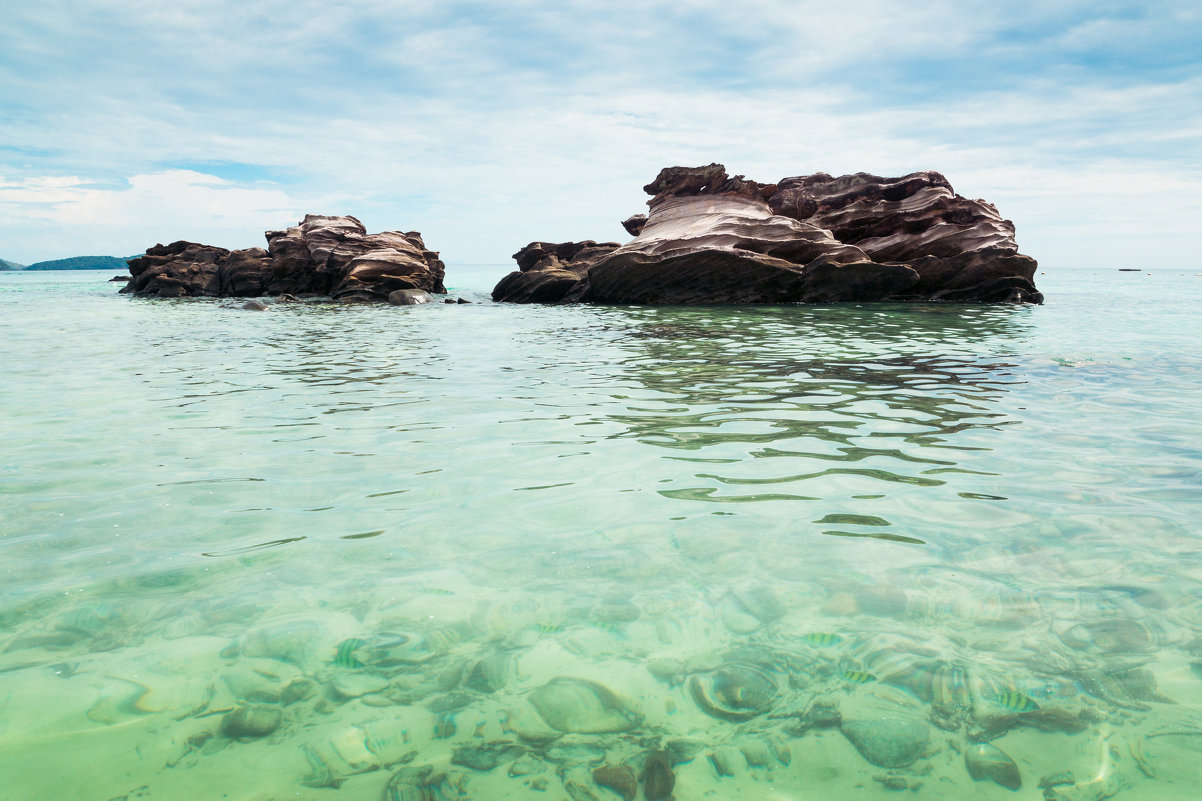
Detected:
[491,240,621,304]
[122,215,445,301]
[493,165,1041,305]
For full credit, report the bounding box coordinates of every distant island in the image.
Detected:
[23,255,136,271]
[0,257,25,271]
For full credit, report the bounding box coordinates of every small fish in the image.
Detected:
[590,620,627,636]
[433,712,456,739]
[840,670,877,684]
[802,633,843,647]
[420,586,454,596]
[333,638,366,669]
[531,623,563,635]
[992,690,1039,712]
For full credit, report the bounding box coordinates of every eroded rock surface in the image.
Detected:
[122,215,445,301]
[494,164,1040,304]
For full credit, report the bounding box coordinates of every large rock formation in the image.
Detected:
[121,215,445,301]
[493,164,1041,305]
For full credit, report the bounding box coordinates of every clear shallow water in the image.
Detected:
[1,267,1200,800]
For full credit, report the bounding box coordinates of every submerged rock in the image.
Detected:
[639,750,675,801]
[528,677,642,733]
[840,717,929,768]
[688,663,777,721]
[965,742,1022,790]
[388,288,434,305]
[592,763,637,800]
[221,704,282,739]
[122,215,445,301]
[451,741,524,771]
[493,164,1041,305]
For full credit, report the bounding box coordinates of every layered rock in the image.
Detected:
[491,240,621,304]
[494,165,1041,305]
[122,215,445,301]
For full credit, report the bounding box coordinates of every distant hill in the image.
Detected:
[0,257,25,271]
[24,255,135,271]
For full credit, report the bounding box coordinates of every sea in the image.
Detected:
[1,266,1200,800]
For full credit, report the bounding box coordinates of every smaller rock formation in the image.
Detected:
[491,240,620,304]
[122,215,445,301]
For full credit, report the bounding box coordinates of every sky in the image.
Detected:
[1,0,1199,267]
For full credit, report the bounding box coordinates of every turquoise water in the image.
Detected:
[1,267,1200,800]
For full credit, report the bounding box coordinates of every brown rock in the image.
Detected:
[639,750,675,801]
[220,704,281,739]
[494,164,1041,305]
[121,215,445,302]
[592,764,637,800]
[492,240,620,303]
[122,241,231,298]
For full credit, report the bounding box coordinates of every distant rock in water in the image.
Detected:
[493,164,1041,305]
[121,214,446,301]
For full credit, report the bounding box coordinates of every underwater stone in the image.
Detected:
[222,669,281,704]
[840,717,929,768]
[564,766,602,801]
[1038,771,1075,789]
[281,677,316,705]
[528,677,642,734]
[639,750,675,801]
[359,630,440,666]
[688,663,777,721]
[708,745,747,777]
[647,659,684,683]
[508,754,547,777]
[736,738,772,767]
[731,585,786,622]
[719,593,762,634]
[463,653,515,693]
[592,764,637,800]
[965,742,1022,791]
[800,697,843,729]
[451,741,524,772]
[221,704,282,740]
[383,765,435,801]
[665,738,706,765]
[874,774,910,791]
[388,289,434,305]
[545,743,607,766]
[240,619,324,665]
[332,672,388,699]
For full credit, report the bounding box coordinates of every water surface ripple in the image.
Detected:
[1,268,1200,800]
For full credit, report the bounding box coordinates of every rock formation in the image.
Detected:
[493,164,1041,305]
[121,215,445,301]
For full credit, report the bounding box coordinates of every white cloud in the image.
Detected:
[1,1,1199,267]
[0,171,303,258]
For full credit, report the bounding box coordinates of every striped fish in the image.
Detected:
[333,638,366,669]
[433,712,457,739]
[992,690,1040,712]
[840,670,877,684]
[802,633,843,647]
[590,620,628,636]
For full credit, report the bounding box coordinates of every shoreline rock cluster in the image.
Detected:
[120,165,1042,305]
[493,164,1042,305]
[121,214,445,302]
